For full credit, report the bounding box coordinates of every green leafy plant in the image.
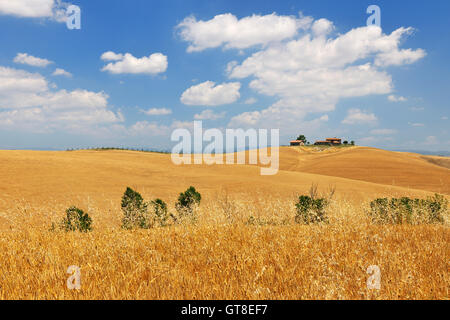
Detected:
[61,206,92,232]
[369,194,447,224]
[295,195,328,224]
[121,187,150,229]
[150,198,170,227]
[175,186,201,222]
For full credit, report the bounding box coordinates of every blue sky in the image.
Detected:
[0,0,448,151]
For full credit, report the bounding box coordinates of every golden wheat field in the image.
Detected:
[0,146,448,300]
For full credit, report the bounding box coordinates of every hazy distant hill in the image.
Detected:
[391,149,450,157]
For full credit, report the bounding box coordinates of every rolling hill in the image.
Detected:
[0,146,448,218]
[278,146,450,195]
[0,146,448,299]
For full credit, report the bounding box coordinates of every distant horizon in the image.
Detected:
[1,145,449,157]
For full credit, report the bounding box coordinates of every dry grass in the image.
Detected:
[0,149,448,299]
[0,192,448,300]
[281,147,450,195]
[422,156,450,170]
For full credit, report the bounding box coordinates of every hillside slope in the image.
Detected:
[0,148,447,213]
[278,146,450,195]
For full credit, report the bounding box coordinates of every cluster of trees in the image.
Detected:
[66,147,170,154]
[56,186,202,232]
[120,186,201,229]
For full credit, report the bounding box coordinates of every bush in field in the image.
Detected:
[120,187,199,229]
[295,195,328,224]
[150,199,169,227]
[369,194,447,224]
[175,186,201,221]
[61,206,92,232]
[121,187,150,229]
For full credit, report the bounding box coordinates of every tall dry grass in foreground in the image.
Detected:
[0,193,448,300]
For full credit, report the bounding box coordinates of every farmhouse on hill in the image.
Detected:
[314,138,342,146]
[290,140,305,146]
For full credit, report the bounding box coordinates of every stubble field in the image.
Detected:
[0,147,448,299]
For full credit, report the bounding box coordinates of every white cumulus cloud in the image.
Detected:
[180,81,241,106]
[101,52,168,75]
[100,51,124,61]
[375,48,426,67]
[52,68,72,77]
[129,121,170,136]
[221,19,424,132]
[177,12,313,52]
[388,95,407,102]
[194,109,226,120]
[342,108,377,125]
[140,108,172,116]
[0,0,54,18]
[311,18,334,37]
[129,120,194,136]
[14,53,53,67]
[0,66,122,132]
[0,0,71,22]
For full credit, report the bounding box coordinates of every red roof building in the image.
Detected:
[290,140,305,146]
[314,138,342,146]
[326,138,342,145]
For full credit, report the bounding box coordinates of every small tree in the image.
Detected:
[350,141,355,145]
[175,186,201,219]
[295,195,328,224]
[61,206,92,232]
[343,140,348,145]
[151,199,169,227]
[121,187,150,229]
[296,135,307,143]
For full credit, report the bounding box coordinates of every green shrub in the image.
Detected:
[177,186,201,209]
[61,206,92,232]
[369,194,447,224]
[295,195,328,224]
[120,186,202,228]
[150,199,169,227]
[121,187,150,229]
[175,186,202,213]
[175,186,201,218]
